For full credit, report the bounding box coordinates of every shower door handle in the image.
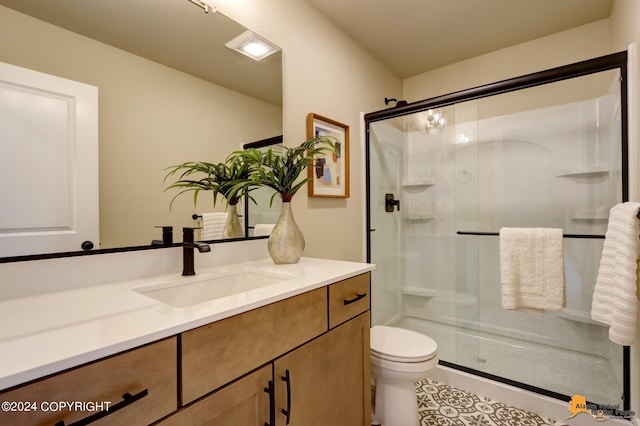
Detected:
[385,193,400,212]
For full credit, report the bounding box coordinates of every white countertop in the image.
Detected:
[0,257,374,391]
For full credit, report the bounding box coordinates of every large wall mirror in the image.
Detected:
[0,0,283,260]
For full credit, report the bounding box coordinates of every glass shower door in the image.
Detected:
[366,59,627,409]
[368,119,404,326]
[454,70,624,405]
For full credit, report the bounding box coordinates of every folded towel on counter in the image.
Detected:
[200,212,227,240]
[591,202,640,346]
[254,223,276,237]
[500,227,565,317]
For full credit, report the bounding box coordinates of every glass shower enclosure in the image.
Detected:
[366,52,629,407]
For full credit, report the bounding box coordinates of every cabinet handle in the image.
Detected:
[343,293,367,305]
[263,379,275,426]
[53,388,148,426]
[280,369,291,425]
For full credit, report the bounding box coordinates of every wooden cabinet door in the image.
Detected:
[158,365,272,426]
[273,311,370,426]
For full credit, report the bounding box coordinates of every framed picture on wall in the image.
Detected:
[307,113,350,198]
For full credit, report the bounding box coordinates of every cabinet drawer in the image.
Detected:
[0,338,177,426]
[328,273,370,329]
[181,288,327,404]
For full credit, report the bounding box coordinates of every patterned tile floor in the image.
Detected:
[415,378,566,426]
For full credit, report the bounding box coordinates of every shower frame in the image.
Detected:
[364,51,630,408]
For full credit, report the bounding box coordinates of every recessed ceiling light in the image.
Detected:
[225,31,281,61]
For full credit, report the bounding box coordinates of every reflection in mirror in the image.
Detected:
[243,136,283,238]
[0,0,283,259]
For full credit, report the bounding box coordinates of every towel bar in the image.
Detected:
[456,231,605,239]
[193,213,243,219]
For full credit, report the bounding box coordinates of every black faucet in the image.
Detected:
[182,227,211,276]
[151,226,174,246]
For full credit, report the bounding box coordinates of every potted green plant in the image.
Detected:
[163,155,255,239]
[228,136,337,264]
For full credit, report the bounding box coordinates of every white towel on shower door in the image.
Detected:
[499,227,565,317]
[591,202,640,346]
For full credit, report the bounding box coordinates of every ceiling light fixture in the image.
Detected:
[225,31,281,61]
[187,0,217,14]
[425,109,445,129]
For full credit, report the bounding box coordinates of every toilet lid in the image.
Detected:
[370,326,437,362]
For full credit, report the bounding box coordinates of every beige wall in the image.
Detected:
[403,19,613,102]
[220,0,403,262]
[611,0,640,50]
[0,6,282,248]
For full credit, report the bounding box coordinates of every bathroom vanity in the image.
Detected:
[0,258,373,426]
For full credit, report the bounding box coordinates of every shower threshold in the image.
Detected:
[396,316,621,407]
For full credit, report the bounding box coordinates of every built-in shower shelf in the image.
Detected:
[405,216,436,222]
[570,212,609,222]
[402,179,436,189]
[554,166,609,178]
[557,308,604,325]
[402,287,437,297]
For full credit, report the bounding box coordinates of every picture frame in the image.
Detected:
[307,113,350,198]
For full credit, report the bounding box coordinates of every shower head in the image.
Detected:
[384,97,408,108]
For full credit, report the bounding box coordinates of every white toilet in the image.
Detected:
[370,325,438,426]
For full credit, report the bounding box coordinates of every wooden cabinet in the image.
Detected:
[0,338,177,426]
[169,304,371,426]
[174,273,371,426]
[0,272,371,426]
[274,311,370,426]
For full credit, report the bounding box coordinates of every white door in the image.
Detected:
[0,61,99,257]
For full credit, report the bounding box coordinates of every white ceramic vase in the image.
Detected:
[268,201,304,264]
[222,203,244,239]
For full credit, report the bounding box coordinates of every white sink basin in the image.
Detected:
[134,269,296,308]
